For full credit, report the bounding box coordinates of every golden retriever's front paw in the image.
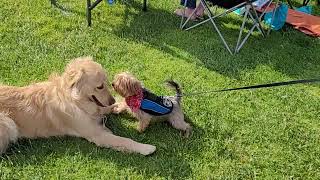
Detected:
[112,107,122,114]
[101,104,117,114]
[112,103,126,114]
[139,144,156,156]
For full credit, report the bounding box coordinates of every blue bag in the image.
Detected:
[264,3,288,30]
[296,5,312,14]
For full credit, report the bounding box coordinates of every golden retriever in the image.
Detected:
[0,57,156,155]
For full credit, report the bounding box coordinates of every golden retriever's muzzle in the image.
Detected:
[109,96,116,105]
[91,95,115,107]
[91,95,106,107]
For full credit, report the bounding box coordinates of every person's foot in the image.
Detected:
[174,8,197,20]
[194,4,205,19]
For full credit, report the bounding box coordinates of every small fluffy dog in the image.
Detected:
[112,72,192,137]
[0,57,156,156]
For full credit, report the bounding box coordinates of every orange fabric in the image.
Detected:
[256,3,320,37]
[287,8,320,37]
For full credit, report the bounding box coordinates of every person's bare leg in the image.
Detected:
[175,8,197,20]
[195,3,205,17]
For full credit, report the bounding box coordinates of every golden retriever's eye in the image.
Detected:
[97,84,104,90]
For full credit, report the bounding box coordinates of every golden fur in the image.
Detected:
[0,57,156,155]
[112,72,192,137]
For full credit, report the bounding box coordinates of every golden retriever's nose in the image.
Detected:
[109,96,116,105]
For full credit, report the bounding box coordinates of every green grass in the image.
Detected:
[0,0,320,179]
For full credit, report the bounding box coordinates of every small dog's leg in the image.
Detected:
[168,114,192,138]
[137,117,151,133]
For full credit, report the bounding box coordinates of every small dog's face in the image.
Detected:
[63,57,115,110]
[112,72,142,98]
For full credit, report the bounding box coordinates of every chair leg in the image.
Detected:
[86,0,103,26]
[248,12,263,34]
[235,5,249,53]
[235,3,269,53]
[236,22,258,53]
[143,0,147,11]
[303,0,310,6]
[86,0,92,26]
[249,3,266,37]
[180,0,188,29]
[180,0,199,29]
[181,0,269,54]
[202,0,233,54]
[267,0,280,35]
[287,0,294,8]
[50,0,57,6]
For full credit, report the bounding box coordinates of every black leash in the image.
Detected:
[179,78,320,97]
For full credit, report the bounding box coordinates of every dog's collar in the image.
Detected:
[90,95,106,107]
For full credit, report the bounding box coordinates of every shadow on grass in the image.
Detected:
[110,0,320,79]
[1,114,205,179]
[50,0,86,16]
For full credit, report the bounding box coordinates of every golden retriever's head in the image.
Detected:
[63,57,115,108]
[112,72,142,98]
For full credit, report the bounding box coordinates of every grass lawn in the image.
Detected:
[0,0,320,179]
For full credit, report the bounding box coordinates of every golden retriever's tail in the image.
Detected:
[165,80,182,103]
[0,113,18,154]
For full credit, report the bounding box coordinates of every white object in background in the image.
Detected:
[253,0,270,8]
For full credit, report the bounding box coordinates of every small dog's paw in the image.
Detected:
[137,123,148,133]
[140,144,156,156]
[183,126,192,138]
[137,127,144,133]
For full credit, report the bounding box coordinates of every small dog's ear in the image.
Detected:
[131,80,142,94]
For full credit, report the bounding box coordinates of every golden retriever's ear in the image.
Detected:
[66,69,85,89]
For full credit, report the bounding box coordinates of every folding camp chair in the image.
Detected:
[180,0,275,54]
[50,0,148,26]
[86,0,148,26]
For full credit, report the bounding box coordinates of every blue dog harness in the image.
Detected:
[140,89,173,116]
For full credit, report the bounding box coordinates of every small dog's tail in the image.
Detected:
[0,113,18,154]
[165,80,182,103]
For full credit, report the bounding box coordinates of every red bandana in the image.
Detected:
[125,89,143,112]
